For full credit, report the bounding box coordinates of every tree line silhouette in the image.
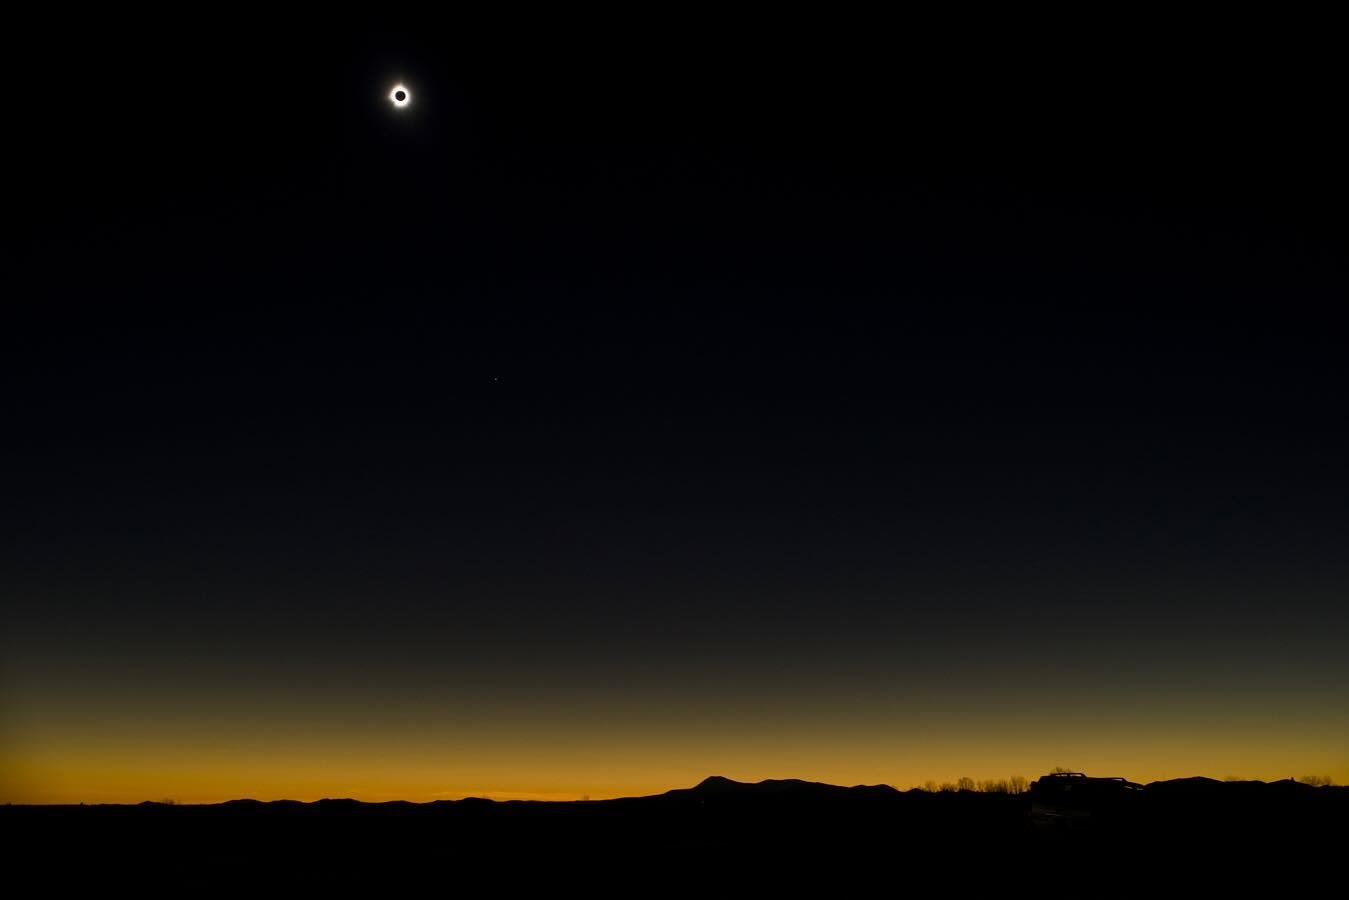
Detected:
[917,767,1113,793]
[914,769,1337,793]
[916,775,1029,794]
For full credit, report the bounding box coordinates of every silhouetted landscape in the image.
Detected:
[8,773,1344,882]
[6,14,1348,889]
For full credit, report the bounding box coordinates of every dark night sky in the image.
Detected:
[3,13,1346,800]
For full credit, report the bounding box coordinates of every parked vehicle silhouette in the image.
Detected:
[1029,772,1144,827]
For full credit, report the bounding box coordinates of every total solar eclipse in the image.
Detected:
[390,85,410,107]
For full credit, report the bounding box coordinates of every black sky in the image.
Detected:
[3,14,1347,796]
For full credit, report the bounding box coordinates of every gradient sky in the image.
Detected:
[3,14,1347,802]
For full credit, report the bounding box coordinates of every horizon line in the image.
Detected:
[6,771,1337,806]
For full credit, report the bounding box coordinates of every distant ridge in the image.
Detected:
[673,775,901,799]
[34,774,1342,807]
[9,773,1343,873]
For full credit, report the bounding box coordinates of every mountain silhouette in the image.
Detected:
[675,775,900,799]
[7,772,1342,885]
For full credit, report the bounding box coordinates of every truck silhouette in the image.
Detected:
[1029,772,1144,826]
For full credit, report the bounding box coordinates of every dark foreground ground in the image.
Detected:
[7,776,1344,887]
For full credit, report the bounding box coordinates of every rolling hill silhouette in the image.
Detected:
[7,774,1343,886]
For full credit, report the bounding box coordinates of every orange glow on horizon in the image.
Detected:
[5,736,1344,804]
[6,639,1344,805]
